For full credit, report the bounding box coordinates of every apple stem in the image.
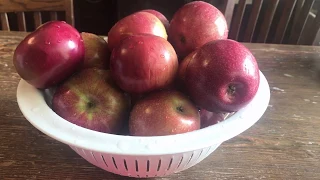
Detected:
[228,85,236,96]
[87,101,95,109]
[177,106,184,112]
[180,35,186,44]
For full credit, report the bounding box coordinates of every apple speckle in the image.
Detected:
[180,35,186,44]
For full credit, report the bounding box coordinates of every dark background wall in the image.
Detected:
[73,0,223,35]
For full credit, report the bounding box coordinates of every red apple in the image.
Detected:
[129,90,200,136]
[13,21,85,89]
[52,68,130,134]
[110,34,178,94]
[140,9,170,31]
[169,1,228,58]
[81,32,110,69]
[199,109,229,128]
[180,39,260,112]
[108,11,167,51]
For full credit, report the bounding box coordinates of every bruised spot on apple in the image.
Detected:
[180,39,260,113]
[52,68,130,134]
[129,90,200,136]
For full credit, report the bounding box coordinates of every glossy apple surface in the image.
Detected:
[141,9,170,31]
[129,90,200,136]
[52,68,130,134]
[13,21,85,89]
[169,1,228,58]
[110,34,178,94]
[180,39,260,112]
[81,32,110,69]
[108,12,167,51]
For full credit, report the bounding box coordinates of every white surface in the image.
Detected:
[16,71,270,177]
[16,70,270,155]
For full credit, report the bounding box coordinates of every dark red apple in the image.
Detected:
[108,12,167,51]
[199,109,229,128]
[169,1,228,58]
[180,39,260,112]
[177,50,197,91]
[110,34,178,94]
[52,68,130,134]
[129,90,200,136]
[13,21,85,89]
[81,32,110,69]
[140,9,170,31]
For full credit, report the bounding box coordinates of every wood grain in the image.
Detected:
[229,0,247,40]
[243,0,263,42]
[306,11,320,45]
[50,11,58,21]
[220,0,236,28]
[257,0,279,43]
[0,31,320,180]
[289,0,315,44]
[33,11,42,29]
[0,0,66,13]
[17,12,26,31]
[273,0,297,44]
[0,0,74,31]
[1,12,10,30]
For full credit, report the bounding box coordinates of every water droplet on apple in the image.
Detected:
[160,54,165,58]
[57,40,61,43]
[45,41,51,45]
[138,41,143,44]
[55,25,60,28]
[150,47,154,50]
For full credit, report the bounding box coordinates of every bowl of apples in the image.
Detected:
[14,1,270,178]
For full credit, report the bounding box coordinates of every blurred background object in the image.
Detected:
[0,0,319,46]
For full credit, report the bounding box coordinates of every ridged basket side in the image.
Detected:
[70,143,221,178]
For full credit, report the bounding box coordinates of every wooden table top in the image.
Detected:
[1,31,319,180]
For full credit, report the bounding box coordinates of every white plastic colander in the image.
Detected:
[16,71,270,178]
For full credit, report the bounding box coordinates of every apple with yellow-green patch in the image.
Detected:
[52,68,130,134]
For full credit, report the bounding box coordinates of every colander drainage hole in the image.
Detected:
[167,158,173,170]
[81,149,87,156]
[186,153,194,166]
[157,159,161,171]
[124,159,128,171]
[91,152,97,163]
[135,160,139,172]
[102,155,108,167]
[147,160,150,172]
[197,149,204,161]
[176,156,184,169]
[112,157,118,169]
